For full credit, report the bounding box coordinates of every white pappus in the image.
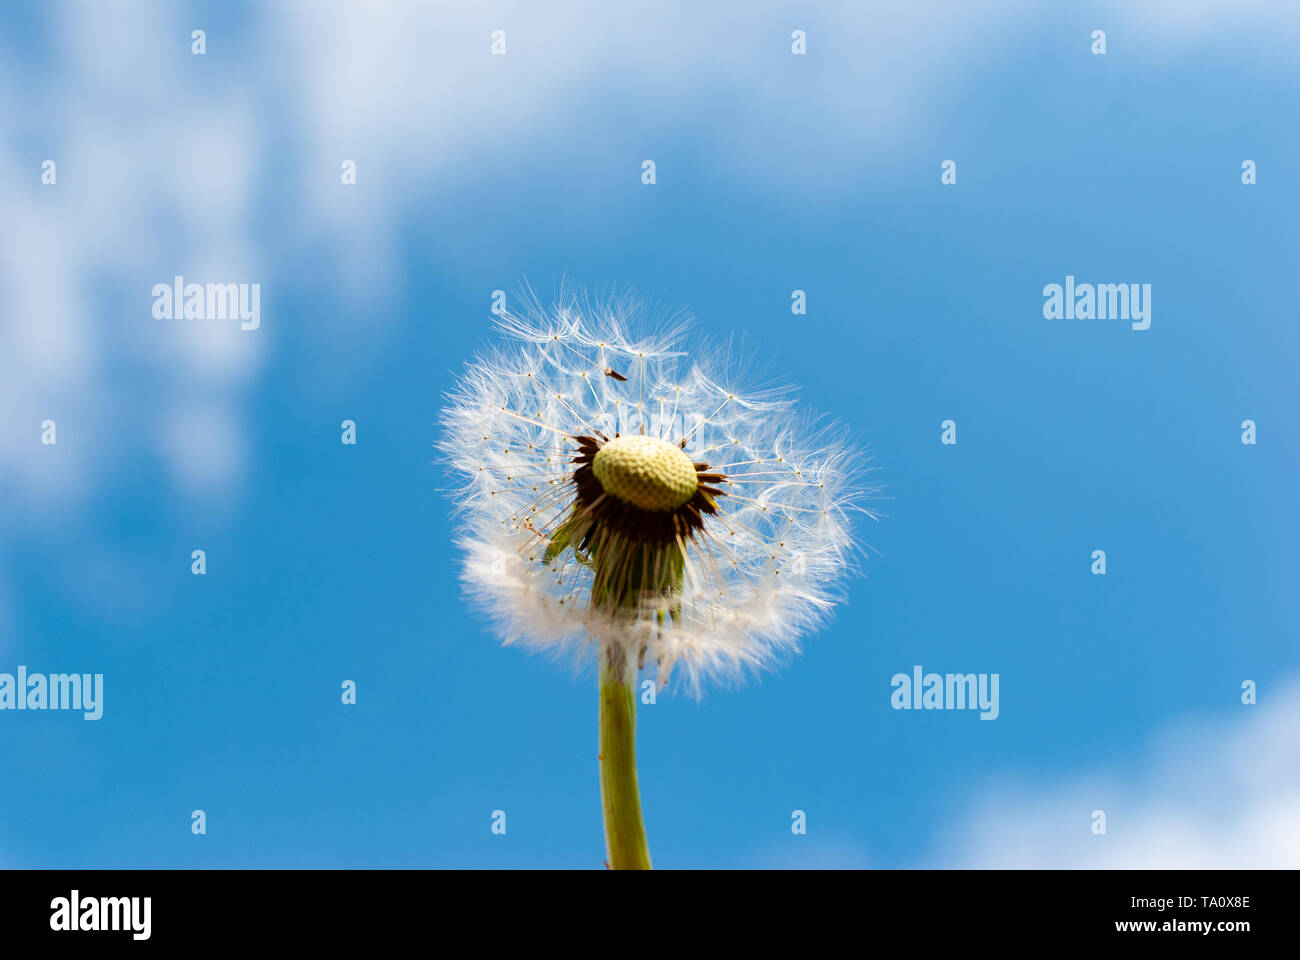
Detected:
[439,290,877,695]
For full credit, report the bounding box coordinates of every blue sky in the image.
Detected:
[1,1,1297,868]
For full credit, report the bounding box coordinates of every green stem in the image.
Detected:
[598,651,652,869]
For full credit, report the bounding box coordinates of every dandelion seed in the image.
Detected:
[440,289,877,868]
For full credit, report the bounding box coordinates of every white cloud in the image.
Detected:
[935,678,1300,868]
[0,2,266,519]
[160,403,247,499]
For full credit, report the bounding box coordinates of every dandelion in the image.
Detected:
[440,289,875,868]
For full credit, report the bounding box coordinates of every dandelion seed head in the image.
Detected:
[440,289,877,694]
